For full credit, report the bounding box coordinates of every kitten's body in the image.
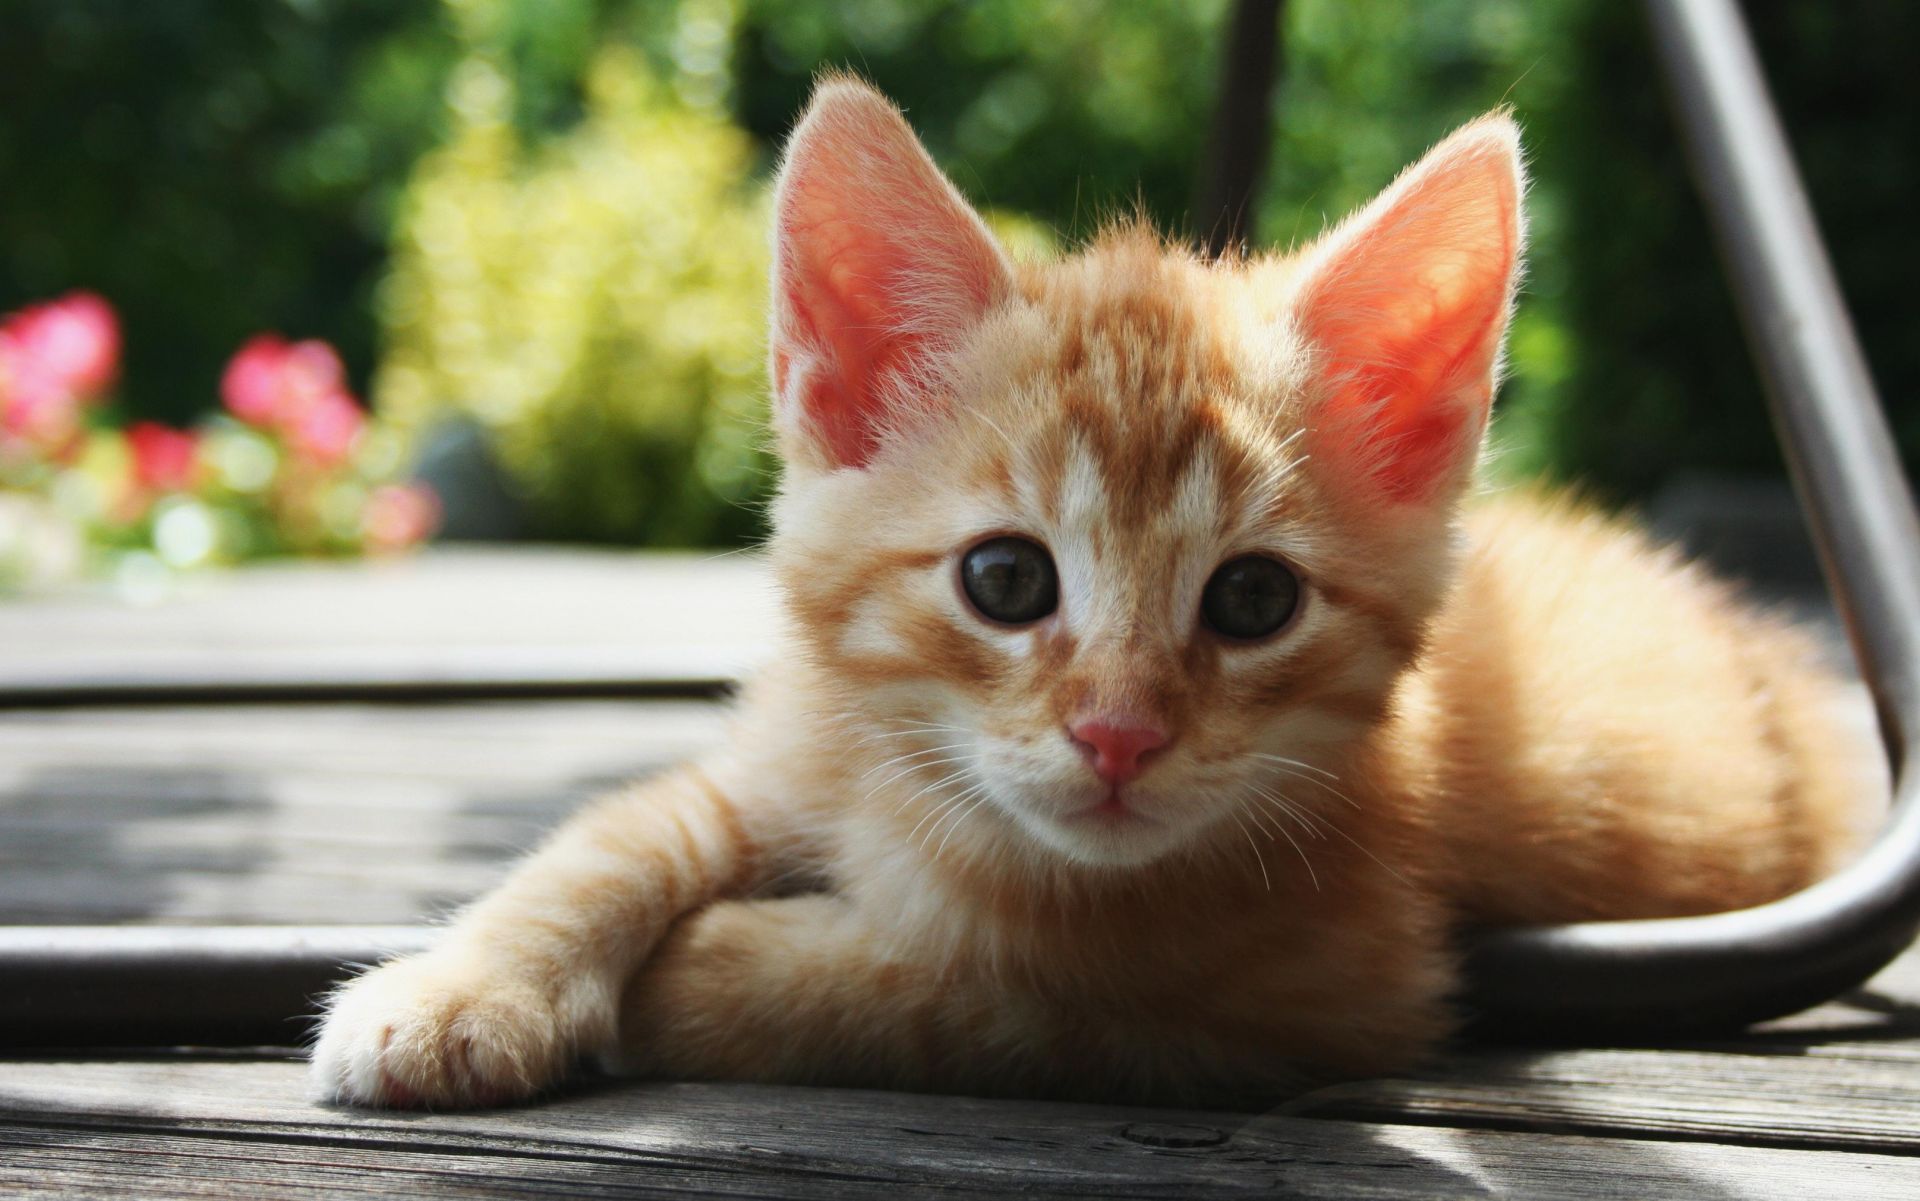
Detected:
[311,82,1868,1109]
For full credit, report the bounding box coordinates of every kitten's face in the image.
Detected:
[768,80,1521,870]
[779,243,1444,867]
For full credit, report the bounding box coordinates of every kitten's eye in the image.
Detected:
[960,536,1059,625]
[1201,555,1300,641]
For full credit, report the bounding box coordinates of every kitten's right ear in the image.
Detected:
[771,77,1013,471]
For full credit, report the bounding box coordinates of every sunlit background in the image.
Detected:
[0,0,1913,590]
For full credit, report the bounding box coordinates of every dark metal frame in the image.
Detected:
[3,0,1917,1048]
[1461,0,1920,1039]
[1194,0,1286,258]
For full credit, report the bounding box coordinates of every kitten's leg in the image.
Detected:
[611,895,1455,1101]
[310,765,768,1108]
[606,895,1019,1096]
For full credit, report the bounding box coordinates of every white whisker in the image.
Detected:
[902,782,983,847]
[859,742,970,779]
[892,765,977,815]
[1244,790,1318,890]
[862,751,975,800]
[857,729,950,747]
[1314,815,1412,886]
[1249,783,1410,887]
[1248,752,1341,782]
[1226,811,1272,891]
[1247,783,1328,840]
[1251,754,1359,810]
[933,792,995,859]
[906,793,969,847]
[1239,800,1284,842]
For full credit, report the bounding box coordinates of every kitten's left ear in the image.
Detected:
[770,77,1014,471]
[1292,113,1525,506]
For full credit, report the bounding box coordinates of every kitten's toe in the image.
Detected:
[308,955,574,1109]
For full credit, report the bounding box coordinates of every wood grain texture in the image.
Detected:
[0,701,725,924]
[0,549,776,701]
[1290,1041,1920,1155]
[1285,944,1920,1153]
[4,1058,1918,1200]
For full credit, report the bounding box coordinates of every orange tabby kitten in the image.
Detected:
[311,79,1867,1108]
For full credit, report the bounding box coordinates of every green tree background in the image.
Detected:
[1,0,1912,544]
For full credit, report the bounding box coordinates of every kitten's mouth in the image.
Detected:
[1068,788,1157,826]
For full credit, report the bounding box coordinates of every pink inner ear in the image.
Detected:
[772,83,1010,469]
[1298,127,1520,503]
[779,202,966,468]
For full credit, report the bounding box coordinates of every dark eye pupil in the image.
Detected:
[1201,556,1300,640]
[961,537,1059,625]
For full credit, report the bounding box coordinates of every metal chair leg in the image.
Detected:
[1461,0,1920,1038]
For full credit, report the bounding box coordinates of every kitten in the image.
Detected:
[311,78,1868,1108]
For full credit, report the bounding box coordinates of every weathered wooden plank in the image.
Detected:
[2,1058,1916,1199]
[0,702,725,924]
[0,550,775,701]
[1290,1042,1920,1155]
[1285,945,1920,1153]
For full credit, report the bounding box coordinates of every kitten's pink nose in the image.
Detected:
[1069,718,1170,786]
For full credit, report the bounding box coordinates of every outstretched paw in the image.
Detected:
[309,954,580,1109]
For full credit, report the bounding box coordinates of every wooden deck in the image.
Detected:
[3,548,1916,1199]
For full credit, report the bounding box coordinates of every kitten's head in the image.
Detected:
[767,78,1523,870]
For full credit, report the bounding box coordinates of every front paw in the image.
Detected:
[309,953,581,1109]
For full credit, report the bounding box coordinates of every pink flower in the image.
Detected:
[361,482,440,552]
[220,336,291,426]
[0,291,120,458]
[286,387,367,466]
[126,422,201,492]
[219,333,370,467]
[0,385,85,457]
[0,292,120,400]
[219,335,348,429]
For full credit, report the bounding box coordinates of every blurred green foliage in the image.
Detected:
[2,0,1914,545]
[731,1,1229,236]
[377,39,770,546]
[1534,0,1920,495]
[1256,0,1581,484]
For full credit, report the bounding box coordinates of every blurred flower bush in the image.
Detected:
[376,41,769,545]
[0,292,436,594]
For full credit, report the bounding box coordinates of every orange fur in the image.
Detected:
[311,80,1875,1110]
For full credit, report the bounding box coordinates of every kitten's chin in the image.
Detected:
[1007,801,1190,868]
